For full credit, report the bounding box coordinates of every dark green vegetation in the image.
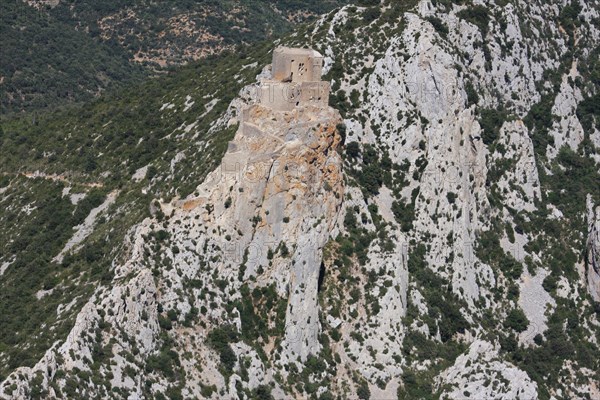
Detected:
[207,325,239,375]
[395,244,469,399]
[232,284,287,345]
[478,108,509,146]
[207,285,287,398]
[1,0,349,114]
[0,41,272,380]
[456,5,490,37]
[397,331,466,399]
[0,179,111,378]
[425,16,449,38]
[408,244,470,342]
[0,0,144,114]
[144,332,186,399]
[0,45,270,195]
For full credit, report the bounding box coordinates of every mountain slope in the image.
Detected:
[1,0,600,399]
[0,0,349,114]
[0,44,271,385]
[0,0,145,114]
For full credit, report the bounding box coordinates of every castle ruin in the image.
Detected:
[259,47,330,112]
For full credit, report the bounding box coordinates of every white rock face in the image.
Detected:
[437,340,538,400]
[359,13,495,307]
[211,103,345,364]
[492,121,541,213]
[3,0,600,398]
[548,64,585,159]
[587,196,600,301]
[518,268,556,345]
[53,190,119,264]
[0,258,14,277]
[131,165,149,182]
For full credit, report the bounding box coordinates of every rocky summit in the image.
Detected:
[1,0,600,399]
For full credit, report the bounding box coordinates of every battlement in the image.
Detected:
[259,46,330,112]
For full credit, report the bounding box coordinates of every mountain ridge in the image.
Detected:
[1,0,600,398]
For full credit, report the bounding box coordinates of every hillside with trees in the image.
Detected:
[1,0,349,114]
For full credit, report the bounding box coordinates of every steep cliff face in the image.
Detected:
[588,196,600,302]
[2,0,600,399]
[1,69,345,398]
[291,0,600,397]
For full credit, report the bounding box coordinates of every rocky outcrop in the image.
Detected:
[200,101,345,364]
[547,63,586,159]
[345,12,495,307]
[0,222,161,399]
[1,66,344,398]
[492,121,541,213]
[436,340,538,400]
[586,196,600,302]
[518,268,556,345]
[314,0,600,396]
[54,190,120,263]
[3,0,600,398]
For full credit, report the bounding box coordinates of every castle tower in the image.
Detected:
[271,47,324,83]
[259,47,330,112]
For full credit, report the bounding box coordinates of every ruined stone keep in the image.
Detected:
[259,47,330,112]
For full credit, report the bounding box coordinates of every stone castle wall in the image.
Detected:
[259,47,329,111]
[259,81,330,112]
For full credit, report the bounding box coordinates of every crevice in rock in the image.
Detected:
[318,261,326,292]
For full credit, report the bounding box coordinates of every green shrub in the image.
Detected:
[345,142,360,159]
[207,325,239,373]
[479,108,507,145]
[362,7,381,23]
[356,381,371,399]
[425,16,449,38]
[252,385,274,400]
[391,199,415,232]
[408,244,470,342]
[465,81,479,106]
[446,192,457,204]
[398,370,433,399]
[457,5,490,37]
[558,1,582,38]
[505,309,528,333]
[542,275,558,293]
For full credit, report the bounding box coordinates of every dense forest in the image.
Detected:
[0,1,144,114]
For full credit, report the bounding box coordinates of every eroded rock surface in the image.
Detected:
[587,196,600,302]
[1,78,344,399]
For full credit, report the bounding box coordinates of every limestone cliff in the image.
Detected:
[587,196,600,302]
[2,0,600,399]
[1,67,345,398]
